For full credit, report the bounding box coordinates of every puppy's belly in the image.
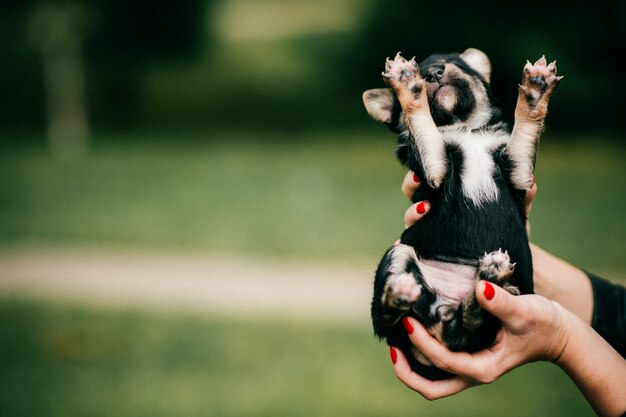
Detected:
[419,259,476,306]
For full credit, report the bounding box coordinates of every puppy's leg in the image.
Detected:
[382,53,447,188]
[378,244,423,309]
[462,250,518,337]
[372,244,427,330]
[506,56,563,190]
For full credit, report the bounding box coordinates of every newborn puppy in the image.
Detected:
[363,49,561,380]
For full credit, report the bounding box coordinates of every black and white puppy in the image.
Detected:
[363,48,561,380]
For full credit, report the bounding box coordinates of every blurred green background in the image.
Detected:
[0,0,624,416]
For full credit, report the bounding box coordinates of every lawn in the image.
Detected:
[0,299,594,417]
[0,130,624,277]
[0,130,623,416]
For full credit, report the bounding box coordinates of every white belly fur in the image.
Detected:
[419,259,476,306]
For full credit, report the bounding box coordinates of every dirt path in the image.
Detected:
[0,246,373,324]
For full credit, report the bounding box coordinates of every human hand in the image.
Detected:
[390,281,571,400]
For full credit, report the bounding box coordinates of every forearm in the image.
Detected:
[530,243,593,325]
[556,310,626,416]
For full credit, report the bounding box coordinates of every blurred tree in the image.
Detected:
[85,0,208,126]
[28,2,91,158]
[0,0,211,133]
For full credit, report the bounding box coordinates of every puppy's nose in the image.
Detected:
[424,65,444,82]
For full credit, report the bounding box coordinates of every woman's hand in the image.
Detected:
[390,281,570,399]
[394,171,625,416]
[390,280,626,416]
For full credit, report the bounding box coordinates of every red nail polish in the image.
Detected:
[390,346,397,364]
[484,282,495,300]
[413,173,420,183]
[402,317,414,334]
[416,201,428,215]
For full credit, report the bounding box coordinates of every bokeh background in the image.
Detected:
[1,0,624,416]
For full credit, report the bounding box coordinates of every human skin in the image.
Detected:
[391,171,626,416]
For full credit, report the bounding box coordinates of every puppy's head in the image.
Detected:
[363,48,495,130]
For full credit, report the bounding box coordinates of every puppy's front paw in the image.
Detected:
[520,56,563,108]
[382,52,425,102]
[478,249,515,283]
[382,272,422,310]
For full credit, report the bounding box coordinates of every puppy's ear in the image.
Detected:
[363,88,394,124]
[460,48,491,83]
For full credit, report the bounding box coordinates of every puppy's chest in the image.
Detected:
[441,131,508,206]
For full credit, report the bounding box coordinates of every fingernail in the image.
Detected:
[402,317,414,334]
[416,201,429,215]
[484,281,495,300]
[390,346,397,364]
[413,173,420,183]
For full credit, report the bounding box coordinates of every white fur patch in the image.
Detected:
[436,86,458,111]
[507,122,541,190]
[442,130,508,206]
[405,115,447,188]
[388,244,417,275]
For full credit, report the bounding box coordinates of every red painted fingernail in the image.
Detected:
[416,201,429,215]
[484,281,495,300]
[413,173,420,183]
[402,317,414,334]
[390,346,397,364]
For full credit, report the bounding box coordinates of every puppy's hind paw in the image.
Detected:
[382,272,422,310]
[478,249,515,283]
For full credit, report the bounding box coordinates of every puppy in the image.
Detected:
[363,48,561,380]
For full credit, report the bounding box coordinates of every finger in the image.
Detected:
[402,171,421,200]
[391,346,473,400]
[404,200,430,228]
[402,317,483,376]
[475,281,527,329]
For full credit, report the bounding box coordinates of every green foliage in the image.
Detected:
[0,299,595,417]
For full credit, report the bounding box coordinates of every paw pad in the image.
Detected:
[381,52,424,97]
[520,55,563,103]
[478,249,515,282]
[382,52,418,81]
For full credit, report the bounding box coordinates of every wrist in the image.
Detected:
[547,302,578,364]
[530,243,593,325]
[551,306,626,416]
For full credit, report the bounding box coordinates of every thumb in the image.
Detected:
[475,280,523,328]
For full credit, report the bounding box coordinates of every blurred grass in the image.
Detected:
[0,130,405,261]
[0,130,624,277]
[0,131,621,416]
[0,298,594,417]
